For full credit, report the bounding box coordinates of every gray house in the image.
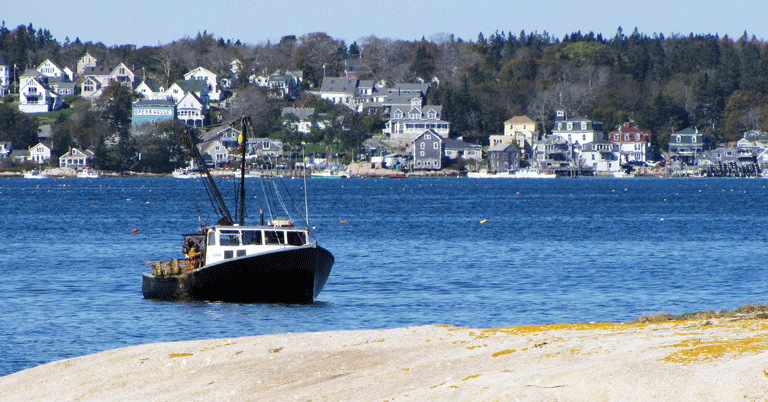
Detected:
[412,129,443,170]
[487,143,520,173]
[669,126,708,165]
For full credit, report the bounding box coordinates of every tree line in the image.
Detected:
[2,22,768,172]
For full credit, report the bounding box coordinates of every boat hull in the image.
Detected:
[142,245,334,304]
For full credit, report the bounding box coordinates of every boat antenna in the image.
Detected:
[181,129,234,226]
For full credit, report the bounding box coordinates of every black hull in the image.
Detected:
[142,246,334,304]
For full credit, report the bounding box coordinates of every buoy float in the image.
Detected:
[340,220,347,224]
[131,228,139,233]
[480,219,487,224]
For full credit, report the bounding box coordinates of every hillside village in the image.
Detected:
[2,27,768,177]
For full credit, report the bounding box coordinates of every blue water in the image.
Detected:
[2,176,768,376]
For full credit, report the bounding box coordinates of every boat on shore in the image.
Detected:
[143,117,334,304]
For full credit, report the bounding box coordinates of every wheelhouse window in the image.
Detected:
[265,231,285,245]
[242,230,262,245]
[287,232,306,246]
[219,229,241,246]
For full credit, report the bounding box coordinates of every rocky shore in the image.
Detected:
[2,318,768,401]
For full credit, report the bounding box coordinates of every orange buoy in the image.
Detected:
[131,228,139,233]
[340,220,347,224]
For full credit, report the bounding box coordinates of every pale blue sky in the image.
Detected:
[3,0,765,47]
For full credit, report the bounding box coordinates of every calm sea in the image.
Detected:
[2,176,768,376]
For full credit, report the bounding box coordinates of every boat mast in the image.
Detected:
[182,129,234,226]
[238,116,249,226]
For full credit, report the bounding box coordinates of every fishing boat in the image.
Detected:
[466,169,514,178]
[467,168,555,179]
[23,169,50,179]
[311,168,349,179]
[143,117,334,304]
[77,168,105,179]
[512,167,556,179]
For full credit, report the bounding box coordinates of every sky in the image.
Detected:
[3,0,768,48]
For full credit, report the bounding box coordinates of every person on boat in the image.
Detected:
[184,237,203,268]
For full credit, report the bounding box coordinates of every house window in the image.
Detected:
[676,136,681,143]
[420,151,425,156]
[692,136,697,143]
[567,122,573,130]
[581,122,587,130]
[425,134,431,140]
[558,123,562,130]
[625,134,630,140]
[420,143,425,149]
[433,143,438,149]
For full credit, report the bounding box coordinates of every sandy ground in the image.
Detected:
[2,319,768,401]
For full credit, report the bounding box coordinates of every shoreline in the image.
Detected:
[3,318,768,401]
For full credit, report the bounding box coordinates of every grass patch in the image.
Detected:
[633,303,768,323]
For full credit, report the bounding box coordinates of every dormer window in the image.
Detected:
[691,136,697,143]
[567,122,573,130]
[625,134,630,141]
[581,122,587,130]
[425,134,431,140]
[676,135,681,143]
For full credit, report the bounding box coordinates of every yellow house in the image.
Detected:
[489,116,538,156]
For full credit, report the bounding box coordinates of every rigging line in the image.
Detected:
[260,178,275,222]
[280,179,315,239]
[272,180,293,222]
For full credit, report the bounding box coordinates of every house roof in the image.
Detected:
[175,80,209,93]
[488,142,518,152]
[133,99,175,107]
[320,77,357,94]
[80,66,112,76]
[444,138,481,151]
[282,107,315,121]
[390,83,429,95]
[505,115,535,124]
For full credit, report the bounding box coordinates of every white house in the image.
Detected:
[551,109,603,146]
[200,139,229,166]
[77,52,98,75]
[135,79,167,100]
[29,142,53,164]
[319,77,358,107]
[579,140,621,173]
[607,121,651,163]
[36,59,66,80]
[80,62,136,99]
[59,148,94,169]
[184,67,222,101]
[384,96,450,147]
[0,141,12,158]
[176,92,206,128]
[19,75,62,113]
[0,53,10,96]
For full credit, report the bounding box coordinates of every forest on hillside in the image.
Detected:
[2,22,768,171]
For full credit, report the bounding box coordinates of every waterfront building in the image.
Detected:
[607,121,652,163]
[412,129,444,170]
[131,99,176,125]
[487,143,521,173]
[668,126,708,165]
